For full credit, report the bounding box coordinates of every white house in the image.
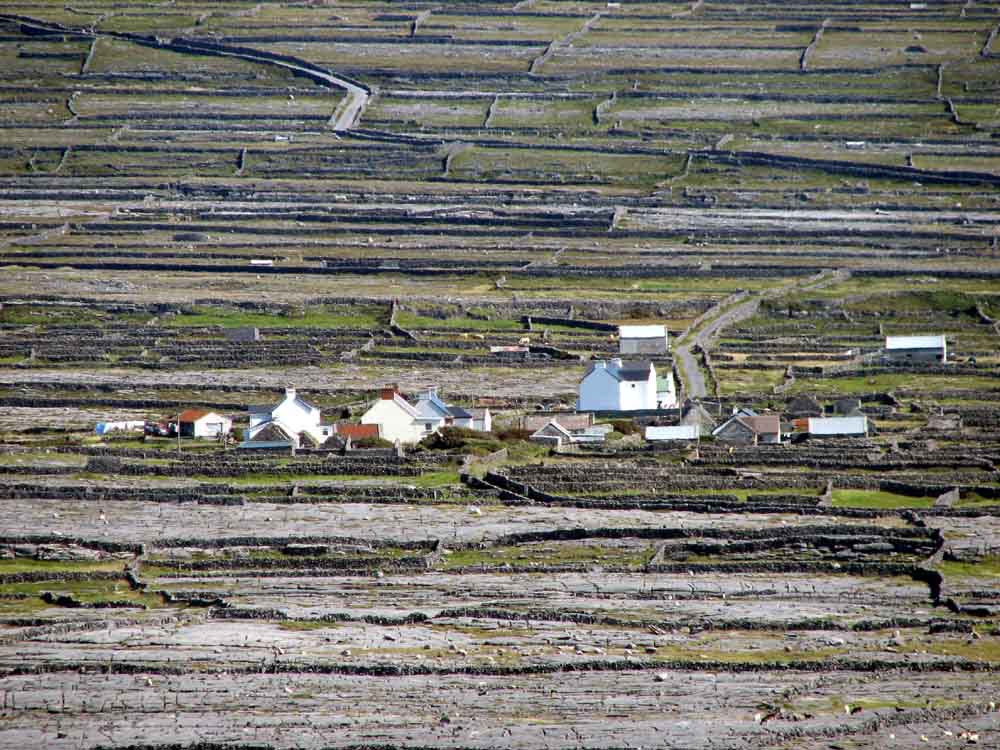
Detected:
[175,409,232,439]
[244,388,332,448]
[412,389,491,433]
[885,335,946,363]
[806,416,869,438]
[578,359,657,412]
[361,387,425,444]
[619,324,668,355]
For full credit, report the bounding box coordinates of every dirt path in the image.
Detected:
[674,269,847,399]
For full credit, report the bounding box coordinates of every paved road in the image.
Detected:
[0,13,371,132]
[674,269,846,399]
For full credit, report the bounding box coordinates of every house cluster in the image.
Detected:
[643,395,871,447]
[241,386,491,449]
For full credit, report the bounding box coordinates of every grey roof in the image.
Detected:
[447,405,473,419]
[617,362,654,381]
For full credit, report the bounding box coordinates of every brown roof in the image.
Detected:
[743,415,780,436]
[176,408,213,423]
[522,413,593,433]
[335,423,381,440]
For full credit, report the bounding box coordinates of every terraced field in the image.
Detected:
[0,1,998,749]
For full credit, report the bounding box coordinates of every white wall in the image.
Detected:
[271,398,319,435]
[578,367,621,411]
[193,414,232,438]
[361,399,424,444]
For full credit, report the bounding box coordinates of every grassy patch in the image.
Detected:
[830,490,934,510]
[939,555,1000,580]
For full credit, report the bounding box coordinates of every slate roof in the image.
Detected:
[446,405,473,419]
[616,361,655,381]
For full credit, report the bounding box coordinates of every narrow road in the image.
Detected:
[0,13,370,132]
[674,269,847,399]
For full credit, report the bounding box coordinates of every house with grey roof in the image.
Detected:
[712,407,782,446]
[413,389,489,433]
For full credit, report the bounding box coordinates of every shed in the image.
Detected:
[645,425,699,442]
[806,416,869,438]
[885,335,946,363]
[175,409,232,439]
[618,325,668,355]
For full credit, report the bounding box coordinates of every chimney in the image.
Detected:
[380,385,399,401]
[593,360,607,369]
[285,387,296,401]
[610,357,623,369]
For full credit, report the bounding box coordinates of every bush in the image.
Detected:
[495,427,532,442]
[421,427,476,450]
[608,419,639,436]
[352,436,394,449]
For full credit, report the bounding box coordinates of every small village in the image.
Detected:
[106,327,950,453]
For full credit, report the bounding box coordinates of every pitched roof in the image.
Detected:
[616,361,655,381]
[583,359,654,382]
[522,413,593,432]
[390,393,420,418]
[743,415,781,435]
[246,421,295,443]
[176,408,212,422]
[446,405,473,419]
[335,423,381,440]
[531,420,573,439]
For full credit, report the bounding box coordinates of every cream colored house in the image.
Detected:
[361,387,425,445]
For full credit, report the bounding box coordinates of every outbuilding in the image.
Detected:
[885,335,946,363]
[645,425,699,442]
[806,416,869,438]
[618,325,668,355]
[175,409,232,439]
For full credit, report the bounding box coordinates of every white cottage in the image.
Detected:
[361,387,425,445]
[244,388,332,448]
[578,359,657,412]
